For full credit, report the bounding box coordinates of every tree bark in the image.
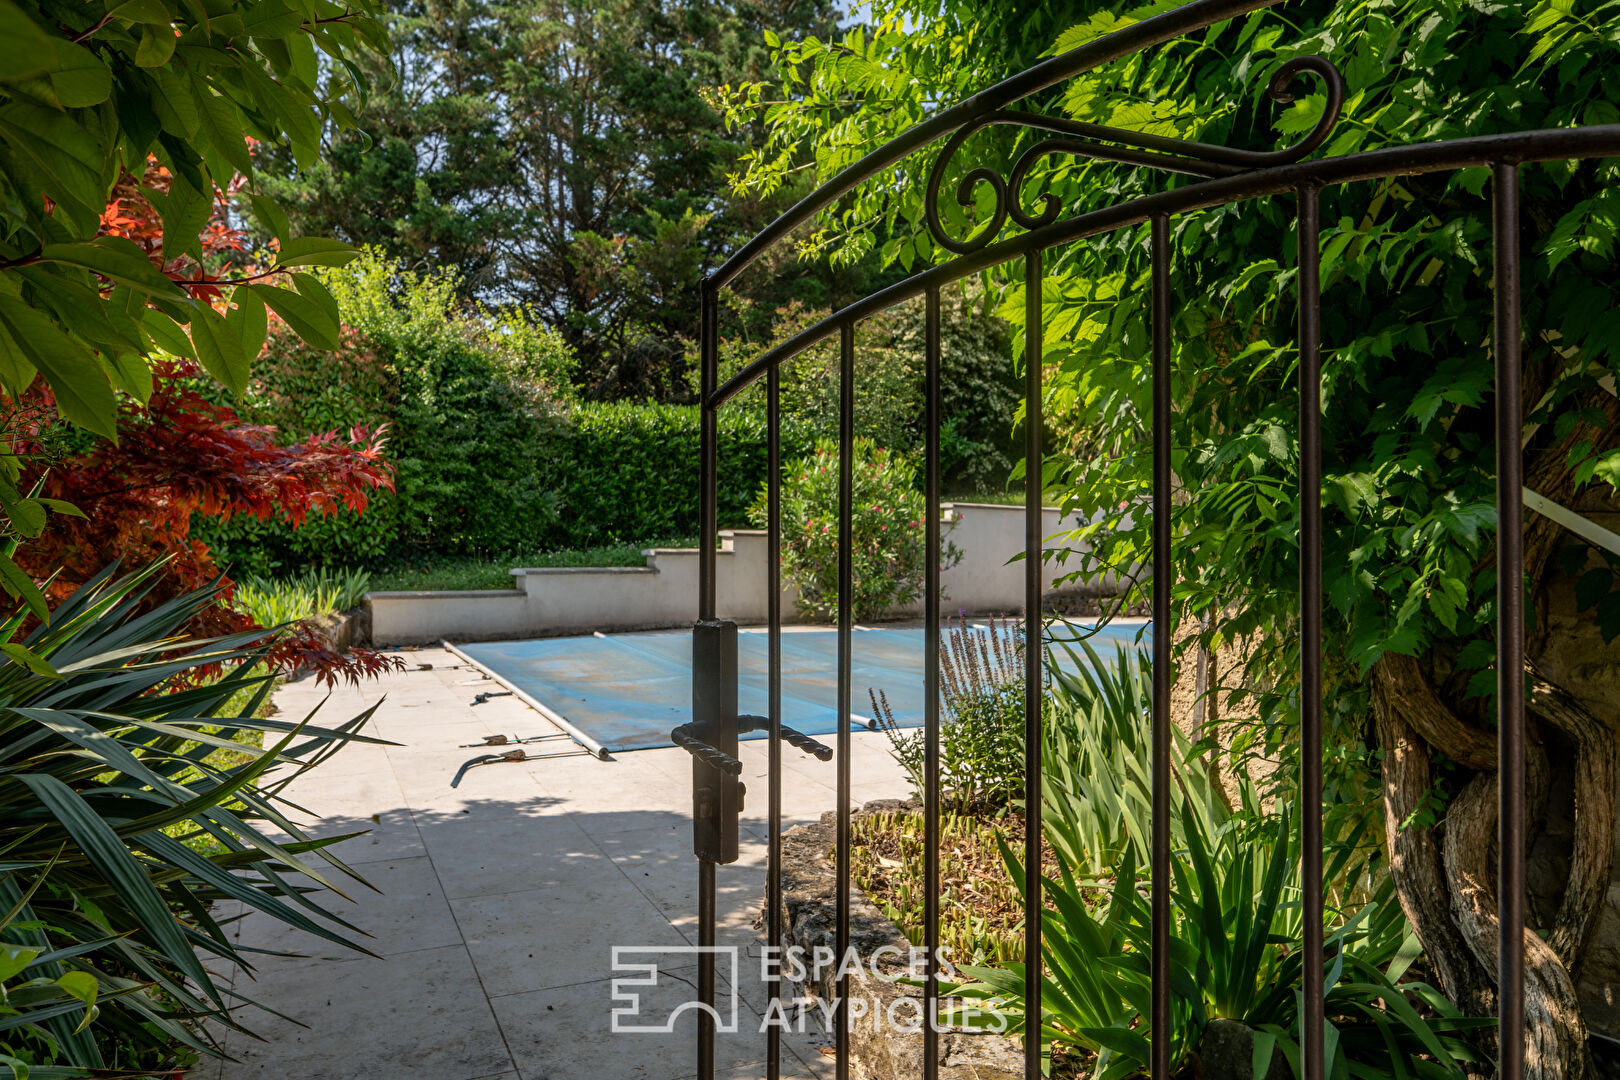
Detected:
[1366,384,1620,1079]
[1372,653,1619,1080]
[1444,771,1589,1078]
[1372,673,1495,1020]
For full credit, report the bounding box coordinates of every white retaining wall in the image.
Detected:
[367,502,1114,644]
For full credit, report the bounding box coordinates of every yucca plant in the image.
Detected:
[1037,638,1226,880]
[947,818,1487,1078]
[0,565,387,1077]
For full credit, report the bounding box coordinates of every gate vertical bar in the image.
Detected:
[1022,251,1044,1080]
[836,320,855,1080]
[700,279,719,623]
[697,275,719,1080]
[1149,214,1172,1080]
[1494,160,1525,1080]
[1296,183,1325,1080]
[766,362,783,1080]
[923,286,942,1079]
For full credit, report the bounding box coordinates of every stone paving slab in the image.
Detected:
[215,648,910,1080]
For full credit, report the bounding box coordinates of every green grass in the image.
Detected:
[367,540,695,592]
[944,489,1051,506]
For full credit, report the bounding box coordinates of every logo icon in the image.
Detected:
[610,946,740,1034]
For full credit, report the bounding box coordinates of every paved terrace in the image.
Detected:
[205,646,910,1080]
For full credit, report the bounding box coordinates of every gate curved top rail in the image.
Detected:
[708,0,1286,289]
[709,122,1620,408]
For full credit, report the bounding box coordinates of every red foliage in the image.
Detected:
[99,153,286,301]
[10,152,404,686]
[15,360,399,685]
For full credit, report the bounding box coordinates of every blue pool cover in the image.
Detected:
[458,623,1150,754]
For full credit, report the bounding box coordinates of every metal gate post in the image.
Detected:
[692,619,740,1080]
[692,619,742,864]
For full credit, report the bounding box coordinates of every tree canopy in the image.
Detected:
[256,0,839,399]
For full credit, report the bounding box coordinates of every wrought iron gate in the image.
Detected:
[672,0,1620,1076]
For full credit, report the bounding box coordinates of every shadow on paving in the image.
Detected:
[216,797,830,1080]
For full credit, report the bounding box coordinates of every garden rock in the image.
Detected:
[772,802,1023,1079]
[1196,1018,1288,1080]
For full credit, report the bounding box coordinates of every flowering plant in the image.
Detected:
[752,439,959,620]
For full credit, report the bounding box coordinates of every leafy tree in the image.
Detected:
[256,0,838,398]
[719,290,1019,489]
[723,0,1620,1074]
[0,0,388,612]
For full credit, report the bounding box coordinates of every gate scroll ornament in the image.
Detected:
[673,1,1620,1078]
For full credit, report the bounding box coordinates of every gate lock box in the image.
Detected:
[674,620,834,864]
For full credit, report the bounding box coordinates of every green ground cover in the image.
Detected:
[366,541,692,592]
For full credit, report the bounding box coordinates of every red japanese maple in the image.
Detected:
[12,157,402,686]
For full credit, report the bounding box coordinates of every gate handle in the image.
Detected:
[738,715,835,761]
[671,722,743,774]
[671,716,835,771]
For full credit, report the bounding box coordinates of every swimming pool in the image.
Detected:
[453,621,1150,755]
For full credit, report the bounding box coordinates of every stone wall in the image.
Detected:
[368,502,1128,645]
[773,802,1023,1080]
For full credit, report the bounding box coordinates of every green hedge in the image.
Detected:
[553,402,817,548]
[201,396,820,571]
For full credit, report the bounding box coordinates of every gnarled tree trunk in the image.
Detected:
[1369,390,1620,1080]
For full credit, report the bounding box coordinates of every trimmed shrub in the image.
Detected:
[200,258,1014,572]
[199,251,575,570]
[754,439,959,621]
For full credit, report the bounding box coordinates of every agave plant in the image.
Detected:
[0,565,387,1077]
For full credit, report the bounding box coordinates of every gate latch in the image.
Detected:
[674,620,833,864]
